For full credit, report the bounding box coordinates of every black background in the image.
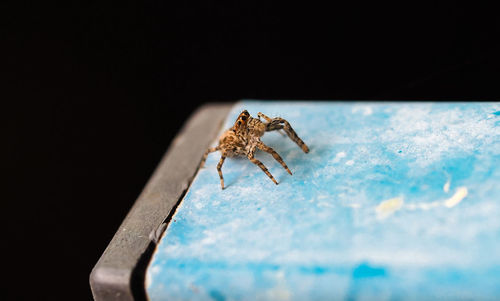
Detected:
[3,2,500,300]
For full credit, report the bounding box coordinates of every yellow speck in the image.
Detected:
[443,179,451,193]
[444,187,468,208]
[376,197,404,219]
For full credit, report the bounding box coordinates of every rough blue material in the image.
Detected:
[147,101,500,300]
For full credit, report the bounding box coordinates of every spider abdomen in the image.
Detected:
[219,130,247,157]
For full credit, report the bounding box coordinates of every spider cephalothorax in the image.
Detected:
[202,110,309,189]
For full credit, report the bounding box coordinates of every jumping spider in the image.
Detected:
[202,110,309,189]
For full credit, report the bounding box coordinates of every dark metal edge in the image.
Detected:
[90,103,233,301]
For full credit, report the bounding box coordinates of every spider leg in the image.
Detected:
[217,155,226,189]
[258,112,272,122]
[265,118,310,153]
[277,129,287,137]
[200,146,220,168]
[247,147,278,185]
[258,112,285,137]
[257,141,292,175]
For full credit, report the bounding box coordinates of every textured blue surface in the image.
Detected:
[147,101,500,300]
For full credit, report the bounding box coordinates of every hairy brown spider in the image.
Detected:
[201,110,309,189]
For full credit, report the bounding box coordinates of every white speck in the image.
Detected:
[345,160,355,166]
[200,230,220,245]
[146,265,160,289]
[406,201,441,211]
[444,187,468,208]
[318,201,334,208]
[352,105,373,116]
[421,201,440,210]
[331,151,346,163]
[264,271,291,301]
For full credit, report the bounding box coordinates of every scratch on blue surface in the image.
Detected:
[209,290,226,301]
[147,101,500,301]
[299,266,328,275]
[352,263,387,279]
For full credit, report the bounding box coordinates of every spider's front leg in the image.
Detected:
[257,112,272,122]
[200,146,220,168]
[259,112,310,153]
[200,145,226,189]
[247,146,278,185]
[217,155,226,189]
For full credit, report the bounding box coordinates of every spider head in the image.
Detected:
[233,110,250,130]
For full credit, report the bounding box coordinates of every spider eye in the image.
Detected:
[237,121,242,125]
[241,116,247,121]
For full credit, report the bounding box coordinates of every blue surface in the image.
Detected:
[147,101,500,300]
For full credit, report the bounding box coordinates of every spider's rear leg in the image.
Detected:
[263,116,310,153]
[248,153,278,185]
[276,129,287,137]
[217,155,226,189]
[257,141,292,175]
[257,112,289,138]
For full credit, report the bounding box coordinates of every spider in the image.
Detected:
[201,110,309,189]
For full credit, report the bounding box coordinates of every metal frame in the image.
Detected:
[90,103,232,301]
